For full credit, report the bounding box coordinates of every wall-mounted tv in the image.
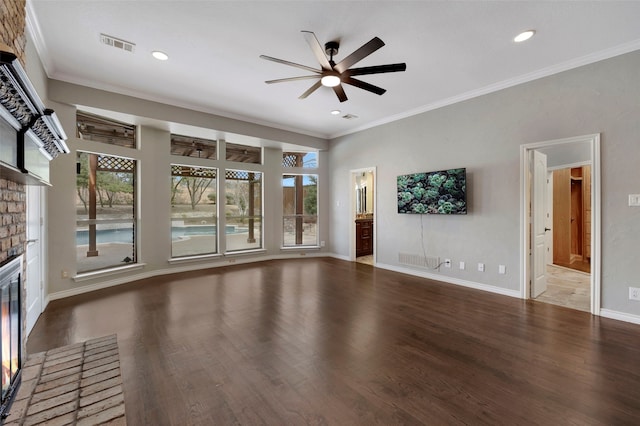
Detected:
[397,168,467,214]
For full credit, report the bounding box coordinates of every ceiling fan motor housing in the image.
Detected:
[324,41,339,59]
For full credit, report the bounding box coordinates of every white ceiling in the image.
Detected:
[27,1,640,140]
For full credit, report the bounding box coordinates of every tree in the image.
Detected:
[97,171,133,208]
[171,176,182,205]
[76,155,89,213]
[182,177,211,210]
[303,175,318,215]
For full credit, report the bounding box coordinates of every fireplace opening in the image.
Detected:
[0,255,21,420]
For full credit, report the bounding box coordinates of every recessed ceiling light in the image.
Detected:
[330,110,341,115]
[152,50,169,61]
[514,30,535,43]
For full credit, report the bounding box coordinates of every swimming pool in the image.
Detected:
[76,225,245,245]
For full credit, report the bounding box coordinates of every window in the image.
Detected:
[282,151,317,168]
[225,170,262,251]
[171,134,216,159]
[283,174,318,247]
[76,152,136,273]
[170,165,218,257]
[225,142,261,164]
[76,112,136,148]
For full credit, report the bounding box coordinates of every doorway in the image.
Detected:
[520,134,600,315]
[351,168,376,265]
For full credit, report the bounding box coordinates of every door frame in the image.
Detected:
[520,134,601,315]
[349,167,377,263]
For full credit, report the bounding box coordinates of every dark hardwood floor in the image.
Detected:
[28,258,640,425]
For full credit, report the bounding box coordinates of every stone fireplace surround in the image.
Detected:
[1,0,35,418]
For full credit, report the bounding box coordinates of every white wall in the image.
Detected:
[329,51,640,316]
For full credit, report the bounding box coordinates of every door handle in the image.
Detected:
[544,228,551,232]
[27,239,38,244]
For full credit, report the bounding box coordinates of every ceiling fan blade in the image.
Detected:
[342,76,386,96]
[302,31,332,69]
[334,37,385,73]
[333,84,348,103]
[266,75,320,84]
[260,55,321,74]
[346,63,407,76]
[299,80,323,99]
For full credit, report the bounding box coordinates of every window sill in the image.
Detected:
[73,263,146,282]
[168,254,222,264]
[224,248,267,256]
[280,246,321,250]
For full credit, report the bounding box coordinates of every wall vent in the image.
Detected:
[100,34,135,53]
[399,253,439,269]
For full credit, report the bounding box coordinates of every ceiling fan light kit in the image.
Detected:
[261,30,406,102]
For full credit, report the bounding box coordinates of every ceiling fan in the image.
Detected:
[260,31,406,102]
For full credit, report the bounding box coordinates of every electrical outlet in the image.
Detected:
[320,241,326,247]
[477,263,485,272]
[459,261,465,270]
[630,287,640,301]
[498,265,506,275]
[444,259,451,268]
[61,270,69,279]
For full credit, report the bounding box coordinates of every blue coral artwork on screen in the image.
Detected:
[397,168,467,214]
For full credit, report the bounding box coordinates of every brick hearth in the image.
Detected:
[4,335,126,425]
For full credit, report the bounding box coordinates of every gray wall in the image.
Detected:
[329,51,640,317]
[43,83,330,296]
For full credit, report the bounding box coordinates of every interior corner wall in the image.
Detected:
[328,50,640,317]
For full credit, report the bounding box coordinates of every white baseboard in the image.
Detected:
[599,309,640,326]
[375,262,522,298]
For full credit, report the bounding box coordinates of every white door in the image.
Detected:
[531,151,548,298]
[26,186,43,335]
[545,171,553,265]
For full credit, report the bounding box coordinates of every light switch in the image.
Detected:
[629,194,640,207]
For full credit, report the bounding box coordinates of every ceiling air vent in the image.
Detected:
[342,114,359,120]
[99,33,135,53]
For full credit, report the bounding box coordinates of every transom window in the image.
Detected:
[76,112,136,148]
[171,134,217,159]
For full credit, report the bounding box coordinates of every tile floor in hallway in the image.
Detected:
[534,264,590,312]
